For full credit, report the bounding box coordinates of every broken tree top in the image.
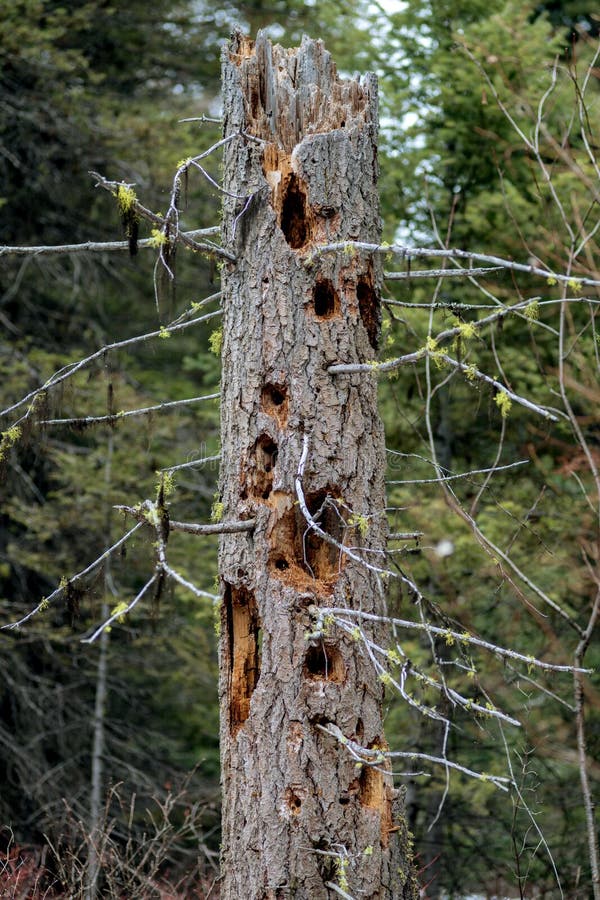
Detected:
[225,29,378,150]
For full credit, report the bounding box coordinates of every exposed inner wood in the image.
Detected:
[263,145,315,248]
[267,489,345,594]
[232,32,373,150]
[260,382,289,427]
[224,583,261,735]
[358,740,394,848]
[284,785,305,815]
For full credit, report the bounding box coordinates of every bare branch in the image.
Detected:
[1,524,144,630]
[311,240,600,288]
[161,565,219,601]
[324,882,357,900]
[335,617,522,727]
[40,393,220,428]
[318,722,513,792]
[315,607,591,674]
[329,349,559,422]
[115,503,254,536]
[574,588,600,899]
[159,453,221,474]
[0,228,220,259]
[387,459,529,486]
[0,307,221,421]
[90,172,236,262]
[384,265,504,280]
[438,353,559,421]
[81,575,158,644]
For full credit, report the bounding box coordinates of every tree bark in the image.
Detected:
[218,30,419,899]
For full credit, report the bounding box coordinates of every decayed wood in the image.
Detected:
[218,29,419,899]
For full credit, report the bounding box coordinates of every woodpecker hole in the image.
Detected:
[223,584,261,735]
[312,278,340,319]
[281,173,310,249]
[285,787,304,816]
[303,643,345,683]
[243,434,278,500]
[261,383,288,426]
[257,435,278,473]
[357,276,379,349]
[308,713,332,729]
[304,489,345,579]
[268,488,345,591]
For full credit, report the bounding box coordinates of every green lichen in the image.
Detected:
[111,601,129,624]
[209,328,223,356]
[157,470,175,499]
[0,424,22,461]
[148,227,167,248]
[116,184,136,213]
[348,512,369,537]
[210,498,224,523]
[494,390,512,418]
[524,300,540,320]
[454,318,477,340]
[335,856,349,893]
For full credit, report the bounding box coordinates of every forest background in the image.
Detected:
[1,1,599,897]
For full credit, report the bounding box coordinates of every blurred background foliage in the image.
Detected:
[0,0,598,896]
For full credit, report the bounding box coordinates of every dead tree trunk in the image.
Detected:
[218,30,419,899]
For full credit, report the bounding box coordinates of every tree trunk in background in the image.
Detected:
[219,30,419,899]
[85,431,114,900]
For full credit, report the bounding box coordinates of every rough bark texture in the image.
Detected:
[218,31,419,899]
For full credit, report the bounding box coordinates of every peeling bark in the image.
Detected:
[218,30,419,899]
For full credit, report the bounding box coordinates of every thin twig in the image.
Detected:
[1,524,144,630]
[574,588,600,899]
[159,454,221,474]
[40,393,220,427]
[309,240,600,288]
[115,503,255,536]
[1,308,221,420]
[387,459,529,485]
[315,607,591,674]
[0,228,220,258]
[317,722,513,791]
[81,576,157,644]
[90,172,236,262]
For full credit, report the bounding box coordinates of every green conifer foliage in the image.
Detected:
[373,2,599,894]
